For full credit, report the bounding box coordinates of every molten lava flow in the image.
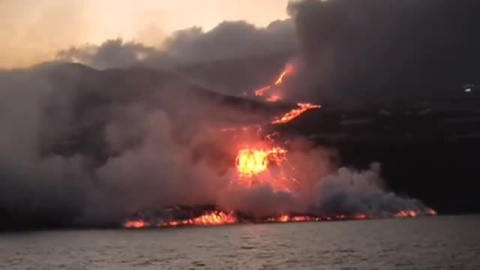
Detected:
[354,214,369,220]
[191,211,236,226]
[124,209,438,229]
[267,215,322,223]
[395,209,438,218]
[235,147,287,178]
[396,210,418,218]
[280,215,290,222]
[272,103,322,124]
[252,63,296,103]
[266,94,282,103]
[274,64,294,86]
[254,86,272,97]
[124,211,236,229]
[124,219,148,229]
[123,58,439,230]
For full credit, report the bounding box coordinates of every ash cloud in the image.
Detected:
[55,0,480,102]
[288,0,480,104]
[57,20,297,70]
[56,20,297,96]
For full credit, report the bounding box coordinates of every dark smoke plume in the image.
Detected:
[57,20,296,70]
[287,0,480,104]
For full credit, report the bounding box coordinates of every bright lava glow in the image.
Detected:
[272,103,321,124]
[124,219,148,229]
[254,86,272,97]
[235,147,287,178]
[124,211,236,229]
[266,94,282,103]
[274,64,294,86]
[253,63,296,103]
[124,210,437,229]
[123,59,438,230]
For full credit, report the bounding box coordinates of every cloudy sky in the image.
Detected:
[1,0,289,68]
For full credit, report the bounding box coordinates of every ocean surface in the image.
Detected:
[1,216,479,269]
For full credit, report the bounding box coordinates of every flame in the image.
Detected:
[272,103,321,124]
[235,147,287,178]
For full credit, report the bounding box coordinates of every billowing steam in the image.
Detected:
[313,164,434,217]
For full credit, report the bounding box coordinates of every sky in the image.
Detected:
[0,0,290,68]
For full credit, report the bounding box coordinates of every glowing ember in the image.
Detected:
[272,103,321,124]
[235,147,287,178]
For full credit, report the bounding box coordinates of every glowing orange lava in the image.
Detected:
[124,210,438,229]
[124,58,439,230]
[190,211,236,226]
[253,63,296,103]
[271,215,322,223]
[235,147,287,178]
[254,86,272,97]
[266,94,282,103]
[395,210,418,218]
[272,103,322,124]
[354,214,369,220]
[124,220,148,229]
[124,211,236,229]
[274,64,294,86]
